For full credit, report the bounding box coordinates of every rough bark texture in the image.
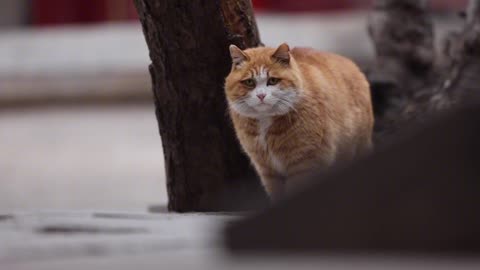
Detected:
[369,0,480,143]
[367,0,435,141]
[133,0,266,212]
[434,0,480,108]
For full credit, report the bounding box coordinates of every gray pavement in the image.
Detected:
[0,211,233,264]
[0,105,166,211]
[2,211,480,269]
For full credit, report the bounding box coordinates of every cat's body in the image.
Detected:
[225,44,373,200]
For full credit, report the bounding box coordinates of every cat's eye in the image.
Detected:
[242,79,256,88]
[267,77,281,86]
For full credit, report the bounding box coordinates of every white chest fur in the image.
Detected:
[257,118,286,175]
[257,117,271,149]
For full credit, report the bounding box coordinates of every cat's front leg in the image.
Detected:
[259,170,286,201]
[285,170,314,196]
[285,159,330,196]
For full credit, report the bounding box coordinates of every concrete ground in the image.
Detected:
[2,212,479,269]
[0,105,166,212]
[0,211,233,263]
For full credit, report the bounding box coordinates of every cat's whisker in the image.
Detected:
[277,99,297,114]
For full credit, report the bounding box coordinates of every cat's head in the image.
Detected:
[225,43,302,118]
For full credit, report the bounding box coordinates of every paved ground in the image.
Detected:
[0,211,233,263]
[2,211,480,269]
[0,105,166,211]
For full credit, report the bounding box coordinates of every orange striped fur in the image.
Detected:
[225,43,374,200]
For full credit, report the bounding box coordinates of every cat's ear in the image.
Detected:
[272,43,290,64]
[229,45,249,67]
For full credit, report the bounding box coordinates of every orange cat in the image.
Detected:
[225,43,374,200]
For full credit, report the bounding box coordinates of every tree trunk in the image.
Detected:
[433,0,480,108]
[369,0,480,142]
[133,0,266,212]
[367,0,436,141]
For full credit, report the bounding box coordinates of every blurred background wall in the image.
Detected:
[0,0,28,27]
[0,0,469,28]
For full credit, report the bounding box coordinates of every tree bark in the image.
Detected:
[133,0,266,212]
[367,0,436,140]
[432,0,480,108]
[369,0,480,142]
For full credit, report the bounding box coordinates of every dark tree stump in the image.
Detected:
[368,0,435,90]
[369,0,480,143]
[434,0,480,107]
[133,0,266,212]
[367,0,436,141]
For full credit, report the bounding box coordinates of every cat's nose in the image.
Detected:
[256,94,266,101]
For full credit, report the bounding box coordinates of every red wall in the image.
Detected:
[31,0,137,26]
[253,0,352,12]
[252,0,468,12]
[31,0,357,25]
[31,0,471,26]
